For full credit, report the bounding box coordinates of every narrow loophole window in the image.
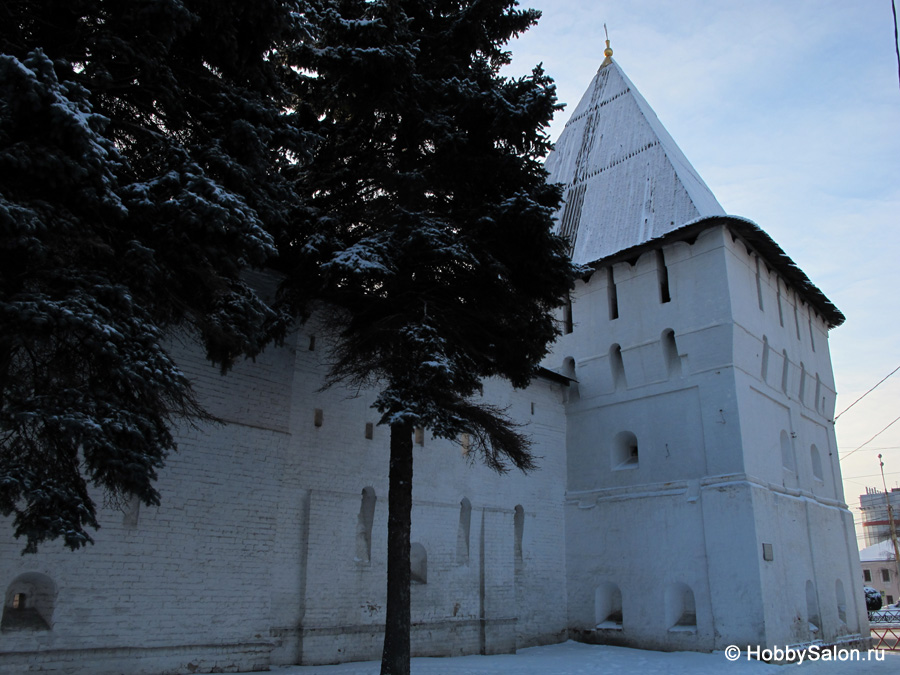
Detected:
[610,344,627,390]
[563,295,573,334]
[607,268,619,320]
[755,258,764,311]
[657,250,671,303]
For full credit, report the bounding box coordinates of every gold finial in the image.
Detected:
[602,24,613,62]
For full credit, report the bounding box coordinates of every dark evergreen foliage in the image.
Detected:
[279,2,577,672]
[0,0,309,552]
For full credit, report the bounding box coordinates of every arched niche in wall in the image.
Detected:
[514,505,525,567]
[781,350,790,394]
[610,344,627,390]
[806,580,821,633]
[835,579,847,625]
[457,498,472,565]
[563,356,579,401]
[810,445,824,482]
[661,329,681,378]
[611,431,639,470]
[355,487,377,563]
[665,582,697,630]
[410,543,427,584]
[1,573,57,632]
[594,582,624,628]
[780,430,795,473]
[761,336,770,382]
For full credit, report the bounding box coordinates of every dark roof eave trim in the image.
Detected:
[583,215,845,329]
[536,366,572,386]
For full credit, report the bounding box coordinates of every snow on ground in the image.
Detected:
[265,641,899,675]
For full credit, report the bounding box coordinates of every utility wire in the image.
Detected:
[894,0,900,92]
[834,363,900,421]
[840,413,900,459]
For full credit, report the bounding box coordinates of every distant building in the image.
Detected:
[859,540,899,606]
[0,46,868,674]
[859,487,900,547]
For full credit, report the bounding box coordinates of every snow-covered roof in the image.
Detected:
[859,538,898,563]
[545,57,725,266]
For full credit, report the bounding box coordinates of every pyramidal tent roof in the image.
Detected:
[545,56,725,266]
[545,55,845,328]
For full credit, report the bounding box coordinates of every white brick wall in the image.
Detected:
[0,321,570,673]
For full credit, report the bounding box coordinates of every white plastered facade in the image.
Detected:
[0,57,867,673]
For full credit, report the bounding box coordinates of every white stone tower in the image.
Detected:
[543,46,867,651]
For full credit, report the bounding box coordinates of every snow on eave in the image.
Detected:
[582,214,846,329]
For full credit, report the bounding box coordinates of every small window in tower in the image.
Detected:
[814,374,822,413]
[607,268,619,320]
[755,258,764,311]
[799,362,806,403]
[12,593,25,610]
[776,281,784,327]
[808,318,815,352]
[563,295,574,334]
[365,422,374,440]
[610,344,627,390]
[793,303,801,340]
[656,250,671,303]
[781,350,790,394]
[864,569,872,582]
[612,431,639,470]
[761,336,770,382]
[883,569,891,582]
[415,427,425,445]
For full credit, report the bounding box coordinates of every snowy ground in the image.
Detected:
[264,641,899,675]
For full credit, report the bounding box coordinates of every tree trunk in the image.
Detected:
[380,421,413,675]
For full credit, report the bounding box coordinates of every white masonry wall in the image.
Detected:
[544,223,866,653]
[722,230,868,647]
[0,307,569,674]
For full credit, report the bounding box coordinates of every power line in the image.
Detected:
[840,413,900,459]
[834,363,900,421]
[894,0,900,92]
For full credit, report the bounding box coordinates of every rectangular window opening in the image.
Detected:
[607,268,619,320]
[656,250,671,303]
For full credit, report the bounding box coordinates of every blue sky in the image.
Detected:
[505,0,900,541]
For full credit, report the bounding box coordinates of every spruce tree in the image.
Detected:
[280,2,576,672]
[0,1,309,552]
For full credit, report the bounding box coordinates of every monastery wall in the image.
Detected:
[1,313,569,673]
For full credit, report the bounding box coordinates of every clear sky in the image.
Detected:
[505,0,900,544]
